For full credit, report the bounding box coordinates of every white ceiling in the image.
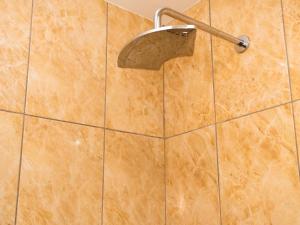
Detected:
[105,0,200,22]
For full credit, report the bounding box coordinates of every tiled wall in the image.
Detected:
[0,0,164,224]
[2,0,300,225]
[165,0,300,225]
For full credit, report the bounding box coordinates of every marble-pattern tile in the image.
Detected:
[17,116,103,225]
[0,0,32,112]
[211,0,290,122]
[293,100,300,166]
[166,126,220,225]
[106,4,163,137]
[103,130,164,225]
[282,0,300,100]
[26,0,106,126]
[0,111,23,225]
[164,0,214,137]
[217,104,300,225]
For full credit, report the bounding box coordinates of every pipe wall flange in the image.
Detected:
[235,35,250,53]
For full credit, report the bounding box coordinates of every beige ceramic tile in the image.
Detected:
[0,0,32,112]
[166,126,220,225]
[106,4,163,137]
[293,100,300,166]
[164,0,214,137]
[217,104,300,225]
[103,130,164,225]
[0,111,23,225]
[18,116,103,225]
[211,0,290,122]
[282,0,300,100]
[26,0,106,126]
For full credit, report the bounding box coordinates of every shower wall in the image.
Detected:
[0,0,164,225]
[2,0,300,225]
[164,0,300,225]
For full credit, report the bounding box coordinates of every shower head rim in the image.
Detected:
[132,24,196,41]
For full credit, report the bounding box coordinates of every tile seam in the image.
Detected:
[0,109,163,139]
[162,64,167,225]
[0,109,23,116]
[101,3,109,225]
[216,101,291,124]
[26,113,103,128]
[1,100,298,140]
[165,123,215,139]
[14,0,34,224]
[105,128,164,139]
[294,98,300,104]
[14,115,26,225]
[280,0,300,177]
[165,101,293,139]
[208,0,223,224]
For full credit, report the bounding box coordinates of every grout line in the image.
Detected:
[22,3,33,115]
[14,115,27,225]
[280,0,294,103]
[1,100,297,141]
[294,98,300,104]
[163,64,166,139]
[101,3,109,225]
[163,137,167,225]
[14,0,34,224]
[0,107,165,139]
[162,65,167,225]
[280,0,300,178]
[208,0,223,224]
[0,108,23,116]
[26,113,104,129]
[165,101,292,140]
[290,89,300,178]
[1,101,297,141]
[28,114,164,139]
[165,123,215,139]
[105,127,163,139]
[215,101,291,125]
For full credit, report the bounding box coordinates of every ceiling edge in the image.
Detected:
[105,0,202,23]
[105,0,153,22]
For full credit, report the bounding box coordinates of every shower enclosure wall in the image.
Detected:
[0,0,300,225]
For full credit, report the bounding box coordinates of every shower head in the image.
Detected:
[117,8,250,71]
[118,25,197,70]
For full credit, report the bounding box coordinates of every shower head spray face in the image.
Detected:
[118,25,197,70]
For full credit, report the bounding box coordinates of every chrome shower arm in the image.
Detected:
[154,7,249,53]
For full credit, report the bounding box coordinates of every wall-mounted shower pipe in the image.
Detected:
[154,7,249,53]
